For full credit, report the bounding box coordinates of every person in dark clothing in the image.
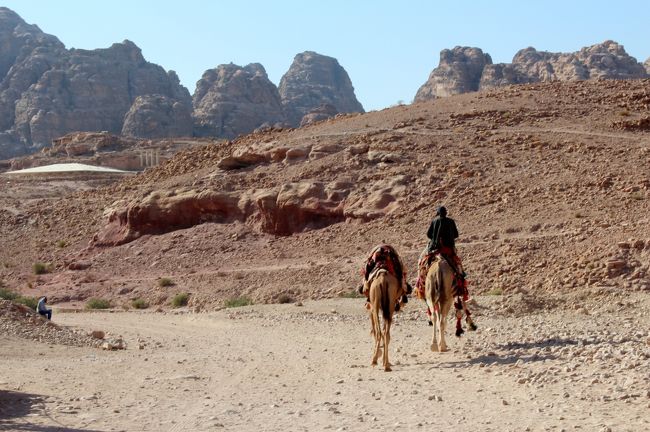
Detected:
[425,206,465,279]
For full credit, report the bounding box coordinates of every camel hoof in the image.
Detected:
[430,344,438,352]
[440,346,449,352]
[384,366,392,372]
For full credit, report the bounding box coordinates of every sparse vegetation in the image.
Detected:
[0,287,18,301]
[486,287,503,296]
[574,211,585,218]
[86,298,111,310]
[171,292,189,308]
[56,240,67,248]
[630,191,645,200]
[158,278,175,287]
[0,288,38,309]
[339,289,363,299]
[224,296,253,308]
[131,298,149,309]
[15,296,38,309]
[33,262,51,275]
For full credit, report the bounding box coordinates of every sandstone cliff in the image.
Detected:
[417,41,649,101]
[0,8,191,160]
[414,47,492,101]
[192,63,286,139]
[279,51,364,127]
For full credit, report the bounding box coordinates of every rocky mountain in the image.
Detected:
[0,9,366,160]
[0,8,191,160]
[414,47,492,101]
[192,63,286,139]
[279,51,364,127]
[416,41,649,100]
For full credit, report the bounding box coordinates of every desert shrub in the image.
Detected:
[339,289,362,299]
[15,296,38,309]
[277,294,294,304]
[56,240,67,248]
[86,298,111,310]
[224,296,252,308]
[158,278,175,287]
[131,298,149,309]
[630,191,645,200]
[486,288,503,296]
[33,262,51,275]
[171,292,189,308]
[0,288,18,301]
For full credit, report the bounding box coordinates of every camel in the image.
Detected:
[424,257,457,352]
[368,269,403,372]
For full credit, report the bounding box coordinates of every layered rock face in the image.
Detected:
[414,47,492,101]
[279,51,364,126]
[417,41,649,101]
[122,94,193,138]
[0,8,191,160]
[192,63,286,139]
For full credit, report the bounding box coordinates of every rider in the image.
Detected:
[359,244,410,305]
[426,206,463,276]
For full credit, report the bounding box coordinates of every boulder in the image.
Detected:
[192,63,285,139]
[415,47,492,101]
[279,51,364,127]
[300,103,339,127]
[122,94,193,138]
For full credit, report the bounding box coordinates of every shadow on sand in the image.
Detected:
[0,390,104,432]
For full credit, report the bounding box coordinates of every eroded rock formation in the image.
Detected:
[192,63,286,139]
[122,94,193,138]
[414,47,492,101]
[417,41,649,101]
[0,8,191,160]
[279,51,364,126]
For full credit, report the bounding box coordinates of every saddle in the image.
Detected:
[415,251,468,300]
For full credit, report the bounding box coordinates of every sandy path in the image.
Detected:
[1,296,649,432]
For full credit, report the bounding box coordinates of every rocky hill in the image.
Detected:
[0,8,364,160]
[416,41,649,101]
[279,51,364,126]
[0,79,648,310]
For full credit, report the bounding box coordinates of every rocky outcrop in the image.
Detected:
[644,58,650,75]
[414,47,492,101]
[192,63,286,139]
[299,103,339,127]
[0,8,191,160]
[122,94,193,138]
[417,41,649,101]
[279,51,364,127]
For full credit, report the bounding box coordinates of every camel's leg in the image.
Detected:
[383,319,392,372]
[429,302,439,352]
[371,311,381,366]
[439,300,452,352]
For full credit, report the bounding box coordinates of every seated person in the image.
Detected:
[36,296,52,320]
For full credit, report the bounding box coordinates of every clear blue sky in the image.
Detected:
[2,0,649,111]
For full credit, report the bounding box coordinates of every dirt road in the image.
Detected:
[1,294,649,431]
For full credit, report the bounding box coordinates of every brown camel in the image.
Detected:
[424,258,456,352]
[368,269,403,371]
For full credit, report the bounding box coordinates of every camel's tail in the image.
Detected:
[379,273,391,322]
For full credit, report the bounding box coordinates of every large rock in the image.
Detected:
[417,41,649,100]
[192,63,286,139]
[122,94,193,138]
[0,8,191,160]
[299,103,339,127]
[92,177,405,245]
[279,51,364,127]
[415,47,492,101]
